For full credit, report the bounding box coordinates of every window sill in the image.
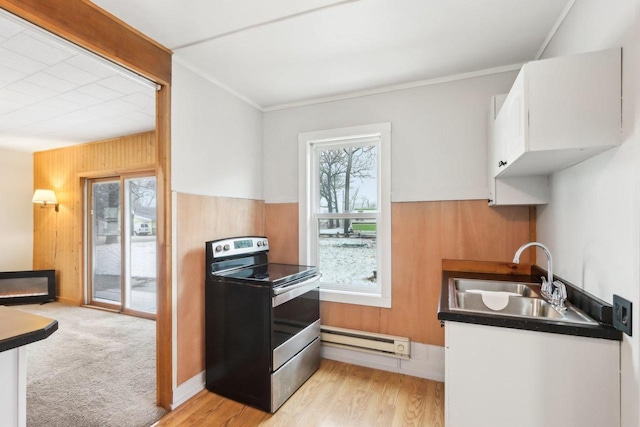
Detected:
[320,288,391,308]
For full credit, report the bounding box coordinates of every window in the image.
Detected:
[299,123,391,307]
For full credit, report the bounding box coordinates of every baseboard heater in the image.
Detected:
[320,325,410,359]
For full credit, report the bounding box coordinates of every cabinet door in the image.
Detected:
[499,69,527,171]
[445,321,620,427]
[487,95,506,203]
[528,48,621,152]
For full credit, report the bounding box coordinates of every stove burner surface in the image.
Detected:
[221,263,319,287]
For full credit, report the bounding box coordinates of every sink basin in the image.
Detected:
[456,293,562,319]
[453,278,539,297]
[448,278,598,325]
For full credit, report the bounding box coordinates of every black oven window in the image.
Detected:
[272,289,319,350]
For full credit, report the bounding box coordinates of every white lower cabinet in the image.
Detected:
[0,347,27,427]
[444,321,620,427]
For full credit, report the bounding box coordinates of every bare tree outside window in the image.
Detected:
[319,146,376,215]
[317,144,378,289]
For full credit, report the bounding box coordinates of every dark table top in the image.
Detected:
[0,306,58,352]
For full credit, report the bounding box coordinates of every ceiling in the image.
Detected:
[0,10,156,152]
[0,0,572,152]
[92,0,572,109]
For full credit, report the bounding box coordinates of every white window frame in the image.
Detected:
[298,122,391,308]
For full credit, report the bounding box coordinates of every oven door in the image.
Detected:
[272,275,320,371]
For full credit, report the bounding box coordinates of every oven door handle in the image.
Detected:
[272,275,321,307]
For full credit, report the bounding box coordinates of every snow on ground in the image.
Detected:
[93,236,157,312]
[94,236,156,277]
[318,236,377,288]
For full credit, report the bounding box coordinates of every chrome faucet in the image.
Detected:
[513,242,554,297]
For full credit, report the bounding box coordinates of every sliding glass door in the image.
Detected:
[88,175,157,316]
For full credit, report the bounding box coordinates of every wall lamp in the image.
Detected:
[33,189,59,212]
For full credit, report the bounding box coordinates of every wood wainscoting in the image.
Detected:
[33,132,157,304]
[265,199,532,347]
[174,193,264,385]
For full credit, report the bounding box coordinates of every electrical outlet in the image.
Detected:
[613,295,632,336]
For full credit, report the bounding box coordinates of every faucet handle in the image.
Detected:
[553,280,567,299]
[551,280,568,311]
[540,276,551,296]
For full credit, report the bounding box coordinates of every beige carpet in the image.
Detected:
[15,303,167,427]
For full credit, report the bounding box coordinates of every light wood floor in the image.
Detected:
[154,359,444,426]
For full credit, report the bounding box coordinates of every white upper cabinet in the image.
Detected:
[488,94,549,205]
[488,48,622,205]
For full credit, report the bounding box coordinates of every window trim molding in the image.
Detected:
[298,122,391,308]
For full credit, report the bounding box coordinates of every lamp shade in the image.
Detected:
[32,189,58,205]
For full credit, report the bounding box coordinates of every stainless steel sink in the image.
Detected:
[453,278,539,297]
[449,278,598,325]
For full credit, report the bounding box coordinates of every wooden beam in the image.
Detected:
[156,85,172,408]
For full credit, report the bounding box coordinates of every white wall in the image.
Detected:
[171,59,263,199]
[535,2,639,427]
[0,148,33,271]
[262,71,518,203]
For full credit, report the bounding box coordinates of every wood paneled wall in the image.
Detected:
[265,200,532,347]
[33,132,156,304]
[264,203,299,264]
[175,193,264,385]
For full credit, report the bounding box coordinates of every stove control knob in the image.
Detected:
[215,245,222,253]
[257,241,262,247]
[263,240,268,246]
[223,244,230,251]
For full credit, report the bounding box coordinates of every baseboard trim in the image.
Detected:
[321,342,444,382]
[171,371,205,410]
[57,296,78,306]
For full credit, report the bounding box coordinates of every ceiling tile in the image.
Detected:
[0,14,24,39]
[84,104,123,119]
[101,98,146,113]
[0,46,49,74]
[121,92,155,108]
[77,83,126,101]
[45,61,103,86]
[65,54,118,79]
[0,97,24,115]
[24,72,79,93]
[4,80,58,101]
[97,74,154,95]
[37,97,83,114]
[0,87,40,106]
[59,91,106,108]
[2,32,74,65]
[0,65,26,87]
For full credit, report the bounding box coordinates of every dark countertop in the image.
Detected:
[438,270,622,341]
[0,306,58,352]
